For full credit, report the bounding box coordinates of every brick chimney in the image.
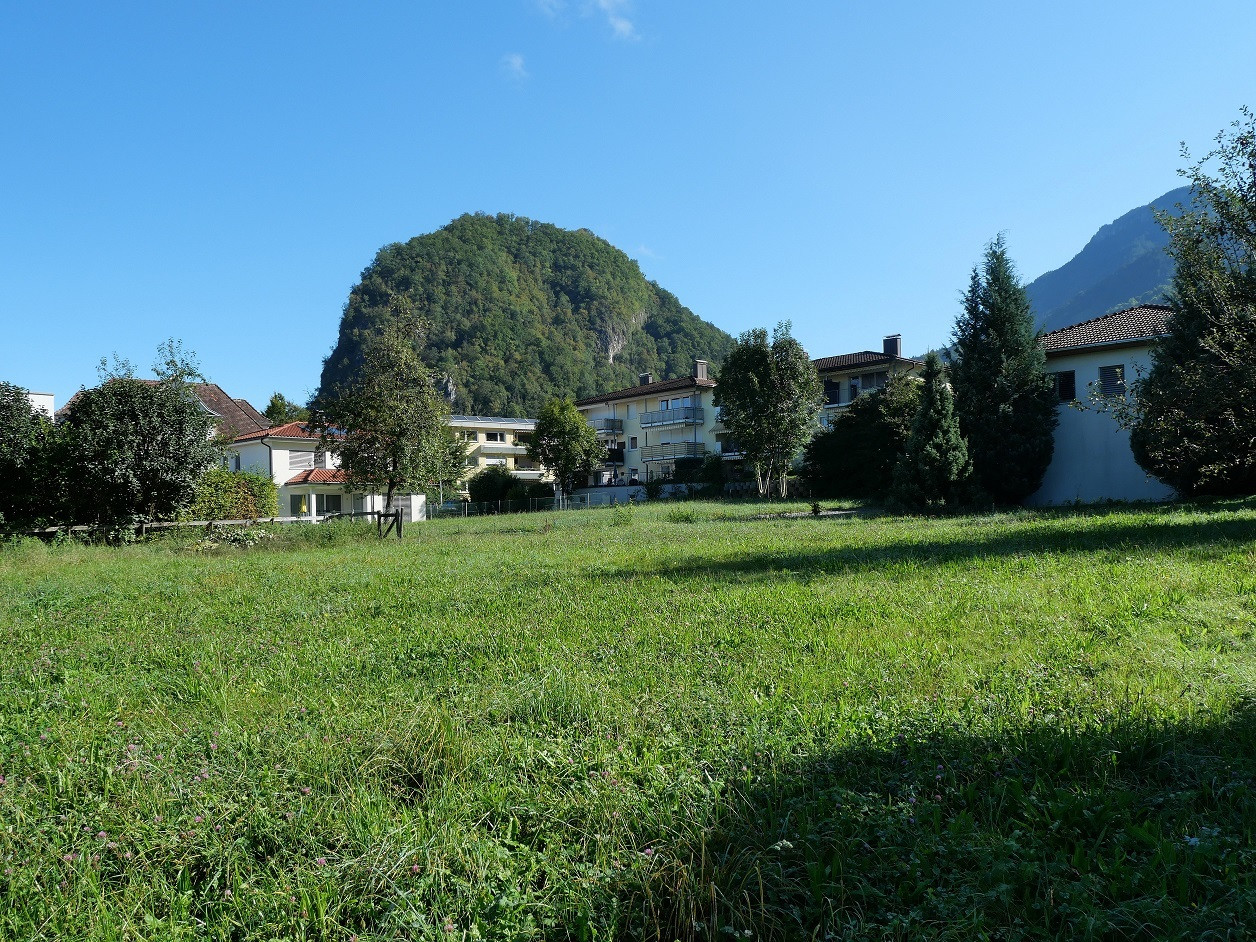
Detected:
[883,334,902,358]
[638,372,653,385]
[693,359,708,381]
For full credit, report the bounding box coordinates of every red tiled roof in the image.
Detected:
[234,421,320,443]
[575,376,716,407]
[812,351,924,372]
[1041,305,1172,354]
[285,469,348,485]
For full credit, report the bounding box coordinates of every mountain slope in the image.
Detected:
[1026,186,1190,331]
[318,214,735,417]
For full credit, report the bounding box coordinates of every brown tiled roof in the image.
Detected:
[234,421,321,443]
[812,351,924,372]
[575,376,716,407]
[285,469,347,485]
[56,381,268,438]
[1041,305,1172,355]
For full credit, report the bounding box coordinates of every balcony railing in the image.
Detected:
[640,406,704,428]
[589,418,624,434]
[478,441,529,455]
[605,446,625,465]
[641,442,706,462]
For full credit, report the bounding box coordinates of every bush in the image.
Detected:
[183,467,278,521]
[643,476,668,500]
[468,466,553,506]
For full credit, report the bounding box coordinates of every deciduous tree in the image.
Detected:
[1130,111,1256,495]
[0,383,57,530]
[949,238,1057,504]
[713,322,822,497]
[58,345,219,539]
[264,392,309,426]
[528,397,603,496]
[311,301,450,512]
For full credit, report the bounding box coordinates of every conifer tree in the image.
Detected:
[891,353,972,510]
[1130,111,1256,495]
[949,237,1058,504]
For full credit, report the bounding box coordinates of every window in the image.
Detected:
[823,380,841,405]
[290,494,306,517]
[464,456,478,467]
[1050,370,1077,402]
[315,493,341,515]
[849,379,860,401]
[484,431,505,442]
[314,451,328,469]
[485,457,507,466]
[1098,364,1126,397]
[231,454,241,472]
[858,371,888,393]
[629,436,638,450]
[289,451,314,471]
[659,399,669,410]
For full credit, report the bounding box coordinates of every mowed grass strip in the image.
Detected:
[1,500,1254,941]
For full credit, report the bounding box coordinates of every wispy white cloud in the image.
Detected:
[592,0,637,40]
[534,0,639,41]
[636,244,659,260]
[501,52,529,80]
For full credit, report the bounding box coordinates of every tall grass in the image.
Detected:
[1,499,1254,939]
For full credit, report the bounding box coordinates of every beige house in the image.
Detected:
[574,360,726,483]
[813,335,924,428]
[449,415,549,494]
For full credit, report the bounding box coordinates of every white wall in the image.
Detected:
[27,392,54,418]
[1028,345,1175,506]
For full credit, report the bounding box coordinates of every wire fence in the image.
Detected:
[426,491,637,519]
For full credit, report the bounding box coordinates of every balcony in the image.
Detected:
[640,406,704,428]
[605,446,625,465]
[641,442,706,462]
[478,441,529,456]
[589,417,624,435]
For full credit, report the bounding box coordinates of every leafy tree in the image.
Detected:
[421,427,469,503]
[311,302,450,512]
[528,397,604,496]
[891,353,972,510]
[802,369,921,499]
[1130,111,1256,495]
[949,237,1058,504]
[713,322,822,497]
[264,392,309,426]
[0,383,57,530]
[58,347,219,539]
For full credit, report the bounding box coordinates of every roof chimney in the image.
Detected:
[883,334,902,358]
[638,372,653,386]
[693,359,708,381]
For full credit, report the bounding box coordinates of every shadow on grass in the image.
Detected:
[616,706,1256,940]
[608,508,1256,583]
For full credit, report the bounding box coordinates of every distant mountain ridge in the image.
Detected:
[1026,186,1191,332]
[318,214,735,417]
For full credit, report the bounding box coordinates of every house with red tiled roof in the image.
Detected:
[227,422,428,522]
[1028,304,1175,505]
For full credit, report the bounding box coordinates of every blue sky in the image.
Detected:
[3,1,1253,411]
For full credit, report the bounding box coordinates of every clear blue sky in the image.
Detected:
[3,1,1253,411]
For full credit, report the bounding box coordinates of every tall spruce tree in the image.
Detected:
[891,352,972,510]
[1130,111,1256,495]
[949,237,1058,503]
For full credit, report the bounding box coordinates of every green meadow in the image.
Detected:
[2,500,1255,941]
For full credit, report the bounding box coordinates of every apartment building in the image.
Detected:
[574,360,724,483]
[813,335,924,428]
[449,415,547,490]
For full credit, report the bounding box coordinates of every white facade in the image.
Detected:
[26,392,54,418]
[1028,343,1175,506]
[226,427,426,522]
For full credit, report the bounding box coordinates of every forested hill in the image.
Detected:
[317,214,735,417]
[1026,186,1190,332]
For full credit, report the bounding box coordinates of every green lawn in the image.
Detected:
[2,500,1255,940]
